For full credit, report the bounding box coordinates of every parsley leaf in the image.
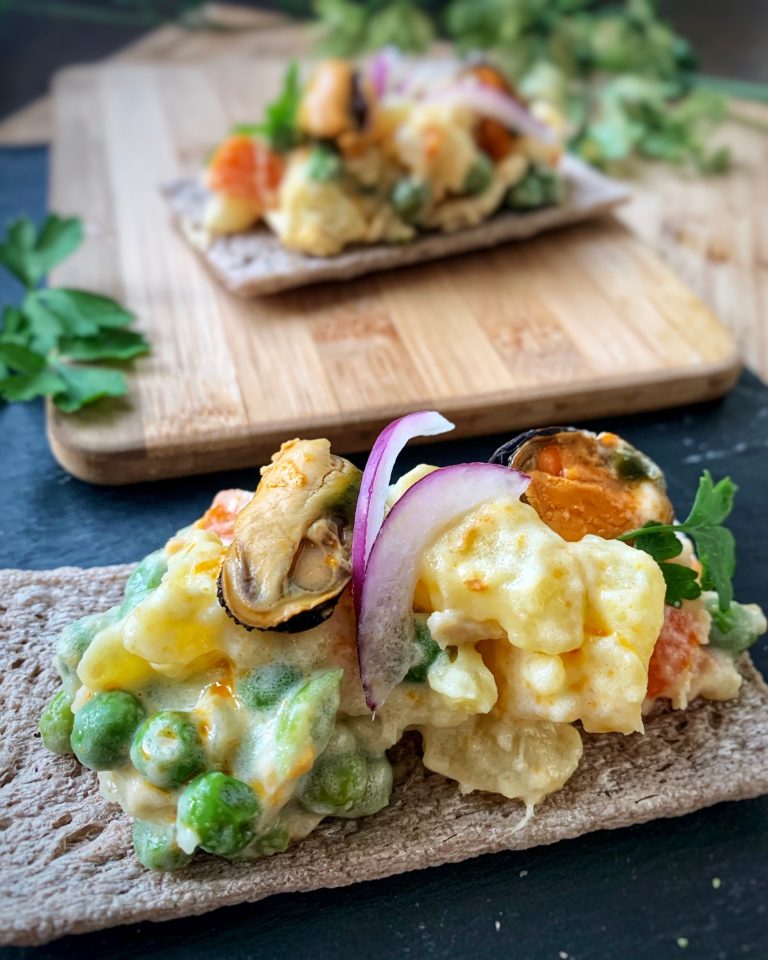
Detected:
[58,329,150,362]
[629,521,682,562]
[0,215,150,413]
[34,288,134,334]
[659,562,702,605]
[0,215,82,289]
[234,62,301,153]
[19,293,65,353]
[0,342,67,402]
[686,469,736,527]
[618,471,737,611]
[51,363,127,413]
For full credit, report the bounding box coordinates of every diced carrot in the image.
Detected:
[475,118,517,160]
[469,64,513,95]
[468,64,521,160]
[207,135,284,205]
[196,488,253,547]
[424,124,443,162]
[647,605,704,700]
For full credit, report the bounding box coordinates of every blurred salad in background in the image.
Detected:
[313,0,732,173]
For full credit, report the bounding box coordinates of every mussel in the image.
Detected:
[218,439,361,633]
[490,427,674,541]
[298,60,373,141]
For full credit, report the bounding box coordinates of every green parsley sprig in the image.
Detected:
[0,215,149,413]
[233,62,301,153]
[618,471,737,612]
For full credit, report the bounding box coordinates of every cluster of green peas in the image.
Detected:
[305,136,563,225]
[391,155,565,224]
[388,152,496,225]
[506,164,566,210]
[38,549,395,871]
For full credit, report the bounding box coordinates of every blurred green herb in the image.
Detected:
[314,0,436,56]
[233,62,302,153]
[0,215,149,413]
[313,0,735,172]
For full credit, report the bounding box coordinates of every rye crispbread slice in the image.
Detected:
[2,564,767,946]
[163,155,629,296]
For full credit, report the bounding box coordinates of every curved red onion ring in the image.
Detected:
[427,80,556,144]
[351,411,454,614]
[367,48,396,98]
[357,462,530,710]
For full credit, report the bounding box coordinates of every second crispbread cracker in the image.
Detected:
[2,564,768,946]
[164,154,629,296]
[49,59,740,485]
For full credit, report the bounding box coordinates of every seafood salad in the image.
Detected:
[202,53,566,256]
[39,414,765,870]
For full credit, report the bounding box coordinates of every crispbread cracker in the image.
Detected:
[163,155,629,296]
[2,564,767,946]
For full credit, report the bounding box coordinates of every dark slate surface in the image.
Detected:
[2,142,768,959]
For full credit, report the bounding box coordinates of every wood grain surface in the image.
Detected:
[0,4,306,147]
[47,58,740,484]
[164,155,630,295]
[618,98,768,381]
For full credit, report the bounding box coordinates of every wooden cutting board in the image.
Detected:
[5,7,766,378]
[0,5,304,146]
[48,59,739,485]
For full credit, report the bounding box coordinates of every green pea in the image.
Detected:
[247,822,291,857]
[544,171,565,205]
[347,755,393,817]
[121,550,168,615]
[308,143,343,182]
[299,753,368,815]
[39,688,75,755]
[507,171,545,210]
[130,711,205,789]
[237,664,302,712]
[55,608,120,697]
[507,166,564,211]
[132,820,192,871]
[391,177,431,224]
[463,152,494,195]
[404,615,440,684]
[275,669,343,778]
[71,691,145,771]
[177,772,260,857]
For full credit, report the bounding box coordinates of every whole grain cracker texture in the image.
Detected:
[164,155,629,296]
[1,565,767,946]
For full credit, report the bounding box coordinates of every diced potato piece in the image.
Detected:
[204,192,262,235]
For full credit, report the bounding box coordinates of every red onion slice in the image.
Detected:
[427,80,556,144]
[351,411,454,614]
[358,462,530,710]
[367,48,397,98]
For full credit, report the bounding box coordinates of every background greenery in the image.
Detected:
[3,0,759,173]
